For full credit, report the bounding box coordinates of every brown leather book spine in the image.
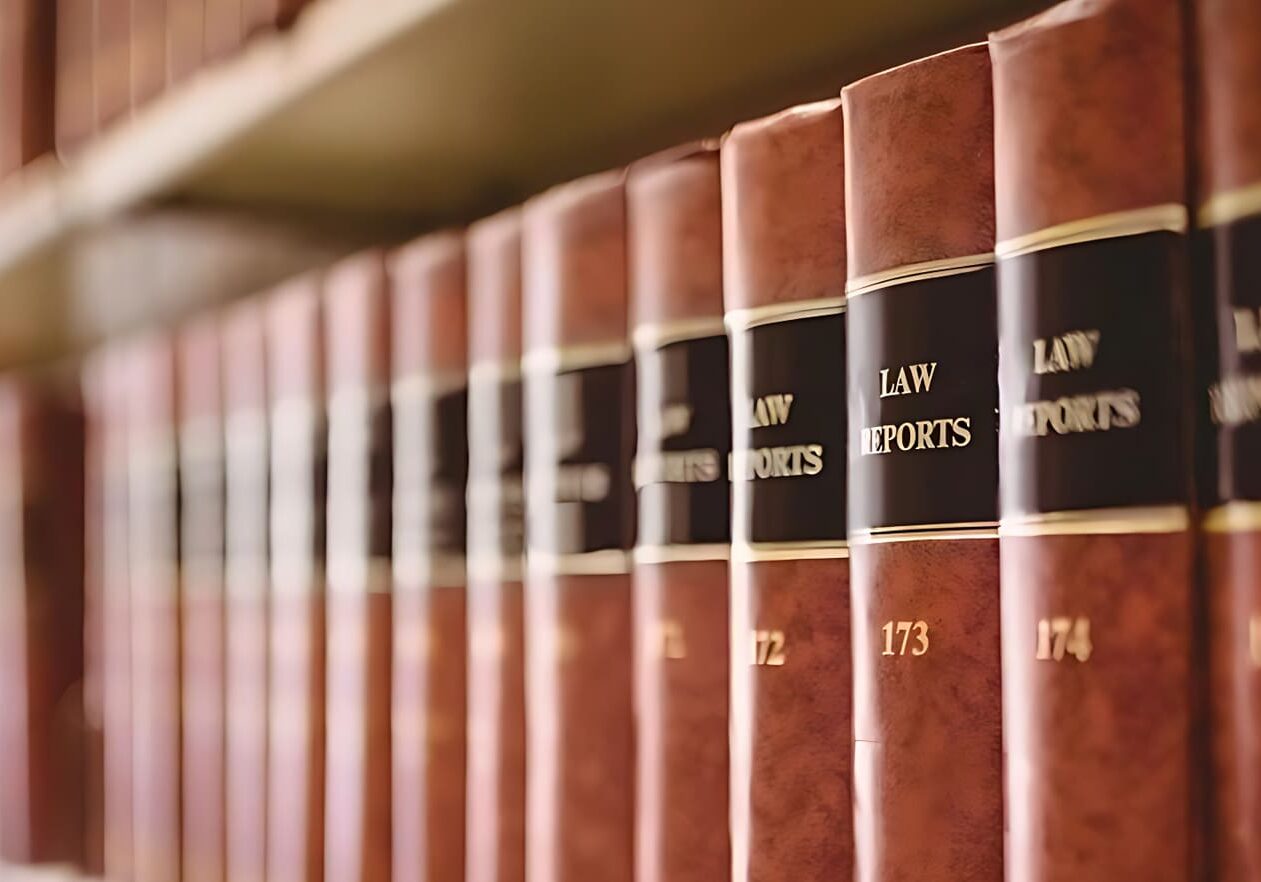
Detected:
[203,0,242,62]
[83,357,109,876]
[841,45,1001,882]
[95,0,133,129]
[1195,2,1261,879]
[177,320,227,882]
[324,251,393,882]
[265,276,327,882]
[223,301,270,882]
[389,232,470,882]
[0,381,87,868]
[167,0,205,85]
[465,208,527,882]
[55,0,95,159]
[721,100,851,882]
[127,334,184,882]
[0,0,56,177]
[626,146,730,882]
[131,0,168,110]
[522,171,636,882]
[990,2,1199,879]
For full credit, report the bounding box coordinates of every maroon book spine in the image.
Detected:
[721,100,851,882]
[127,334,184,882]
[177,319,227,882]
[465,208,527,882]
[523,170,636,882]
[324,252,393,882]
[389,232,470,882]
[265,276,327,882]
[1196,1,1261,879]
[0,0,56,177]
[0,380,87,868]
[626,145,731,882]
[203,0,242,61]
[130,0,168,110]
[55,0,95,159]
[167,0,205,85]
[94,0,133,130]
[223,301,271,882]
[842,44,1002,882]
[991,1,1199,879]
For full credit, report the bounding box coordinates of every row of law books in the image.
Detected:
[0,0,317,178]
[2,0,1261,879]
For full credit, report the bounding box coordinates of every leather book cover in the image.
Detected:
[1195,1,1261,879]
[721,99,851,882]
[323,251,394,882]
[990,1,1199,879]
[465,208,527,882]
[265,275,328,882]
[130,0,168,109]
[0,0,55,177]
[203,0,243,61]
[167,0,205,85]
[55,0,94,159]
[522,170,636,882]
[841,44,1001,882]
[0,380,86,868]
[127,333,184,882]
[389,231,470,882]
[94,0,132,129]
[223,301,271,882]
[626,145,731,882]
[177,319,227,882]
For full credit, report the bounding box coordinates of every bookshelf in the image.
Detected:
[0,0,1041,368]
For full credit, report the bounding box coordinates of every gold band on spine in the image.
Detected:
[633,543,730,564]
[1203,501,1261,534]
[850,521,999,544]
[632,317,726,350]
[522,340,631,374]
[723,295,846,331]
[468,357,522,385]
[731,539,849,562]
[467,554,526,582]
[845,253,995,298]
[392,369,468,400]
[999,505,1190,537]
[994,203,1189,260]
[1199,181,1261,228]
[526,548,632,576]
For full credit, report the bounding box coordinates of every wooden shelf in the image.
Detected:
[0,0,1042,368]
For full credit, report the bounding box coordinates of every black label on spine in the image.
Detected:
[468,375,525,566]
[731,310,847,544]
[327,397,393,566]
[635,334,731,547]
[998,231,1188,516]
[848,268,998,532]
[394,384,469,562]
[1200,213,1261,503]
[526,361,636,555]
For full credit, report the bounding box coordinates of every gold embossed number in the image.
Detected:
[881,620,929,656]
[751,629,786,666]
[1035,616,1092,662]
[1250,615,1261,668]
[658,621,687,660]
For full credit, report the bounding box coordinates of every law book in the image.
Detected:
[626,145,731,882]
[522,170,636,882]
[265,275,328,882]
[55,0,95,159]
[323,251,393,882]
[389,232,470,882]
[721,99,851,882]
[0,378,86,868]
[841,44,1001,882]
[131,0,168,110]
[465,208,527,882]
[0,0,55,178]
[167,0,205,85]
[1195,2,1261,879]
[177,319,227,882]
[203,0,243,61]
[990,1,1198,878]
[95,0,133,129]
[127,333,184,882]
[223,300,271,882]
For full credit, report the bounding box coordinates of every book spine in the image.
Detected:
[83,357,109,876]
[167,0,204,85]
[265,277,327,882]
[127,334,184,882]
[94,0,133,130]
[522,171,636,882]
[223,302,270,882]
[130,0,169,110]
[990,1,1198,878]
[177,320,227,882]
[1195,1,1261,879]
[389,232,470,882]
[0,0,56,176]
[203,0,242,62]
[465,208,527,882]
[721,99,851,882]
[0,382,87,867]
[323,252,393,882]
[55,0,96,159]
[626,147,731,882]
[841,44,1001,882]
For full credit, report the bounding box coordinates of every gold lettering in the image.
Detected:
[880,362,938,398]
[1012,389,1141,438]
[1035,616,1092,662]
[633,449,723,487]
[751,393,795,428]
[1209,373,1261,427]
[881,620,929,656]
[752,629,786,666]
[859,417,973,455]
[1033,329,1102,375]
[1235,308,1261,355]
[732,444,825,480]
[1251,615,1261,668]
